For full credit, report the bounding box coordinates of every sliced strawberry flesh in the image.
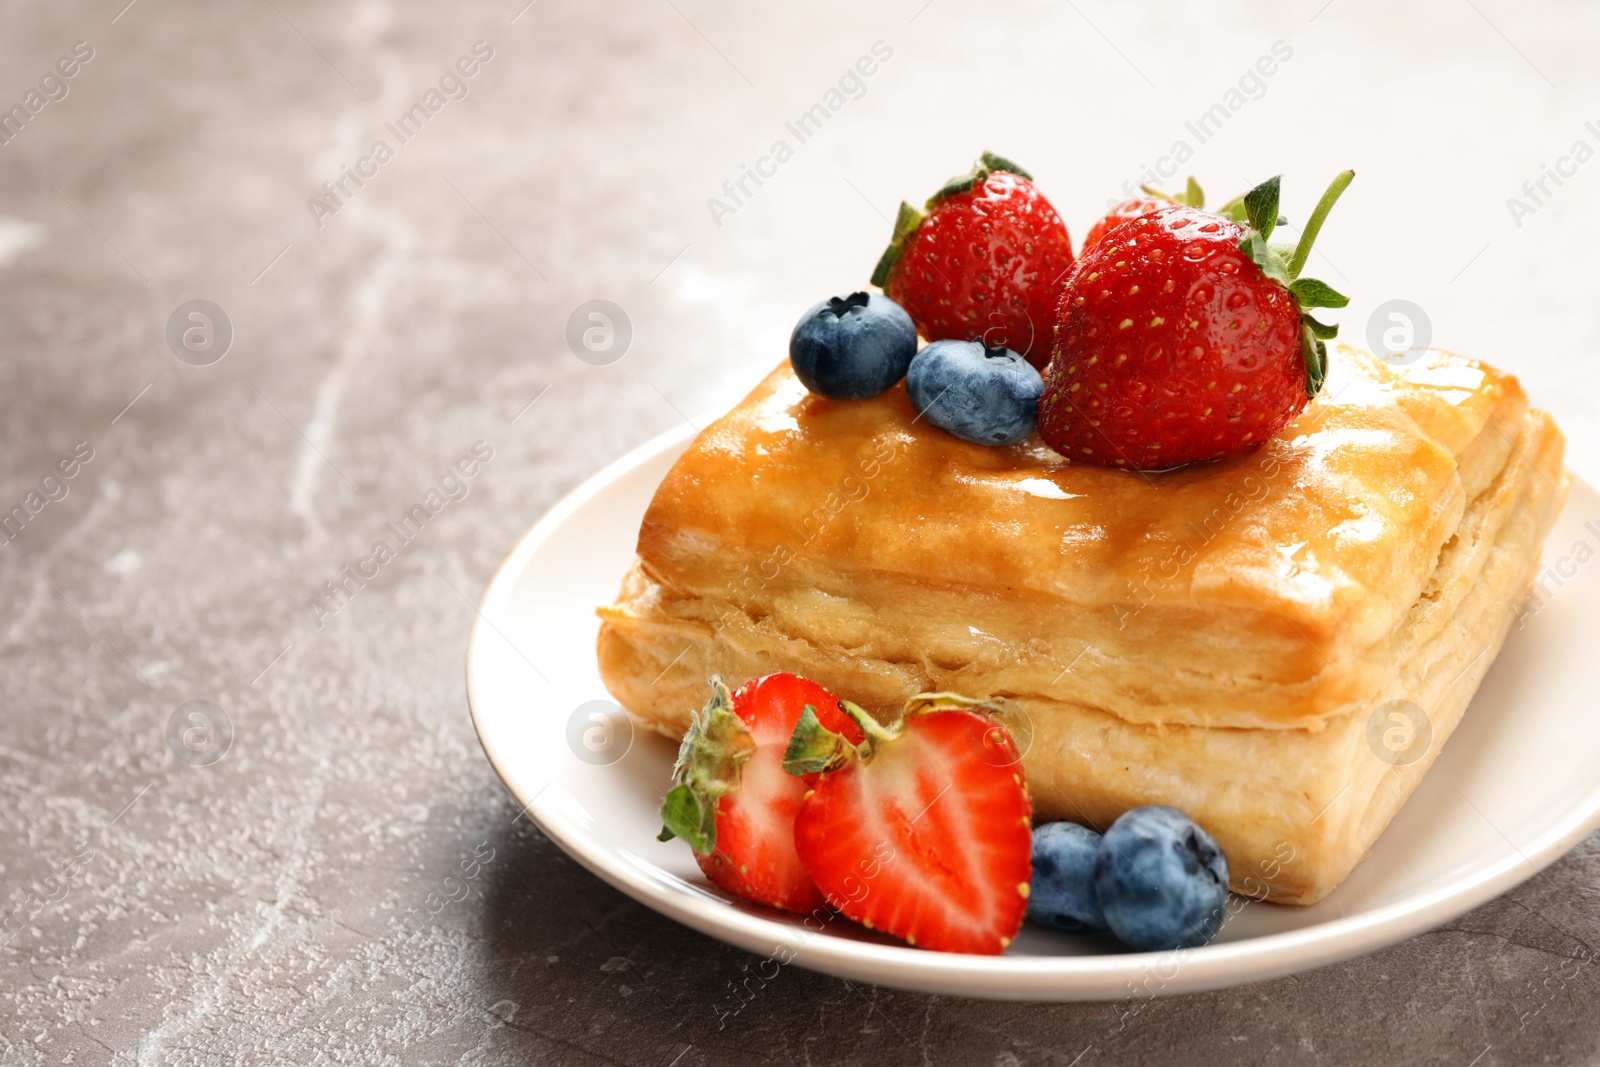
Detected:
[794,710,1031,954]
[683,672,862,914]
[699,747,820,912]
[735,673,863,748]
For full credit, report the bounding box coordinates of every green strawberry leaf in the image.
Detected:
[931,166,986,205]
[1290,277,1349,309]
[659,677,755,855]
[979,150,1032,180]
[1301,327,1329,395]
[928,152,1033,210]
[1247,237,1290,286]
[1304,314,1340,340]
[784,699,898,776]
[870,200,926,288]
[1234,171,1356,399]
[1242,175,1282,243]
[781,706,852,776]
[657,785,709,850]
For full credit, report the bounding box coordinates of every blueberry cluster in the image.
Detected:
[789,292,1043,446]
[1029,806,1230,951]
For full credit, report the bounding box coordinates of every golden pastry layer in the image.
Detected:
[597,346,1567,903]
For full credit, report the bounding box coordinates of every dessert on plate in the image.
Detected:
[599,344,1565,905]
[596,158,1569,919]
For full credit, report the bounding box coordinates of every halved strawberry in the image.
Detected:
[659,673,864,913]
[783,693,1033,954]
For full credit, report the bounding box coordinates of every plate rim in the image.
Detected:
[466,426,1600,1000]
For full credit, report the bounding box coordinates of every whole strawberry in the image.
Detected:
[1039,172,1353,469]
[1080,176,1205,255]
[659,674,864,913]
[871,152,1074,368]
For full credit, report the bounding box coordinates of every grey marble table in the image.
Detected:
[3,0,1599,1063]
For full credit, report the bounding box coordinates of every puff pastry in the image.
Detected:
[597,346,1567,904]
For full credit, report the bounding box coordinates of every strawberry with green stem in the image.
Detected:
[1232,171,1355,394]
[1038,171,1354,468]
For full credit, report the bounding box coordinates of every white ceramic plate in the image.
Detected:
[466,424,1600,1000]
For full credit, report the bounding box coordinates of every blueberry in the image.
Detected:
[789,292,917,400]
[1094,806,1229,951]
[905,339,1043,446]
[1028,822,1108,932]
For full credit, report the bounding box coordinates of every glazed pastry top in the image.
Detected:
[641,347,1530,656]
